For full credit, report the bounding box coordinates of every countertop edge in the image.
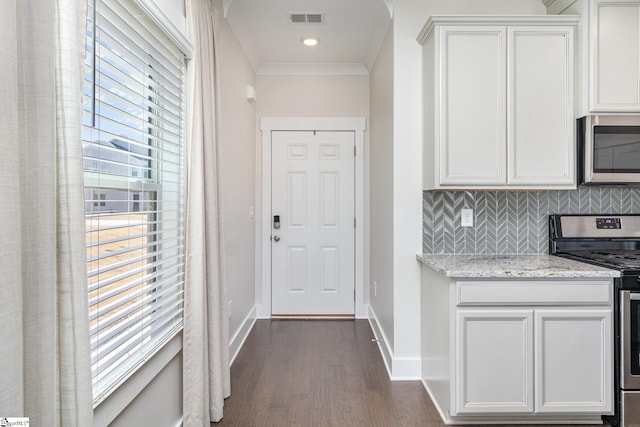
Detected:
[417,254,620,279]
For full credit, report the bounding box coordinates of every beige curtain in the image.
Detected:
[183,0,231,424]
[0,0,93,425]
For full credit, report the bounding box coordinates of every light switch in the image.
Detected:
[461,208,474,227]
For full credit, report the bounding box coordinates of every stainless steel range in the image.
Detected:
[550,214,640,427]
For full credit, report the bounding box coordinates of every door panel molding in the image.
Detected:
[257,117,366,318]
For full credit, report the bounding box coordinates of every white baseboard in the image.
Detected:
[256,304,270,319]
[229,305,257,365]
[257,304,368,319]
[367,305,393,379]
[368,305,421,380]
[391,357,421,380]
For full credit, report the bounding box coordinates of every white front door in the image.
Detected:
[271,130,355,315]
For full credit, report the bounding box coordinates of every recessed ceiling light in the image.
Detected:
[301,37,320,47]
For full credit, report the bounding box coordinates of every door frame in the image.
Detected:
[257,117,366,318]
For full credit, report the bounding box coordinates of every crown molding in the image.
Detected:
[418,14,580,44]
[257,62,369,76]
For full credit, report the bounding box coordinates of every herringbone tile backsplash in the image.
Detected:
[423,188,640,254]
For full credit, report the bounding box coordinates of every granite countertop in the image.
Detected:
[417,253,621,278]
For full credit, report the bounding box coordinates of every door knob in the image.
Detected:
[273,235,280,242]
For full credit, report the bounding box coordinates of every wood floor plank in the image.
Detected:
[213,319,607,427]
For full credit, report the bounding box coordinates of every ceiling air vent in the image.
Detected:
[288,13,325,24]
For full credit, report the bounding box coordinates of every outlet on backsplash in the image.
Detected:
[461,208,474,227]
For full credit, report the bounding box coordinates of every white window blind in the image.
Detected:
[83,0,186,405]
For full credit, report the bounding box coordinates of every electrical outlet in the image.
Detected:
[228,300,232,319]
[373,281,377,297]
[249,206,255,219]
[461,208,474,227]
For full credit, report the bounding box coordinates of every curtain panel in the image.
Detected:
[0,0,93,425]
[183,0,231,424]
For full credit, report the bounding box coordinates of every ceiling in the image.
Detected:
[222,0,393,74]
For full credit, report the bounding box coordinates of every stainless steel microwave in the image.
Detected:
[578,115,640,186]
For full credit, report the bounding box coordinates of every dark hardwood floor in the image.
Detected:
[214,319,607,427]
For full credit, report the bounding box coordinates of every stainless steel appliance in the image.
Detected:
[578,115,640,186]
[550,214,640,426]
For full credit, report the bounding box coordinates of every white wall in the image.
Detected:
[217,17,258,342]
[256,74,370,117]
[387,0,546,378]
[154,0,186,35]
[369,23,395,356]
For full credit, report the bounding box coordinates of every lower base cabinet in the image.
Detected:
[534,310,612,413]
[455,308,612,415]
[455,309,534,414]
[420,270,614,424]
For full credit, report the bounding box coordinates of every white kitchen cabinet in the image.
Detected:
[591,1,640,111]
[420,264,614,424]
[548,0,640,113]
[455,309,534,414]
[534,309,612,413]
[455,306,612,416]
[418,17,577,190]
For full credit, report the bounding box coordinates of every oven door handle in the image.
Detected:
[630,293,640,300]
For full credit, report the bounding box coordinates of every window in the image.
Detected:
[83,0,186,405]
[92,192,106,207]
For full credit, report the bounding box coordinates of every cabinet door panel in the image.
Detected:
[592,2,640,110]
[534,310,612,413]
[440,27,506,185]
[508,27,575,185]
[455,309,534,414]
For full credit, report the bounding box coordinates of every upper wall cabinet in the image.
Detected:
[548,0,640,114]
[418,16,578,190]
[592,1,640,111]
